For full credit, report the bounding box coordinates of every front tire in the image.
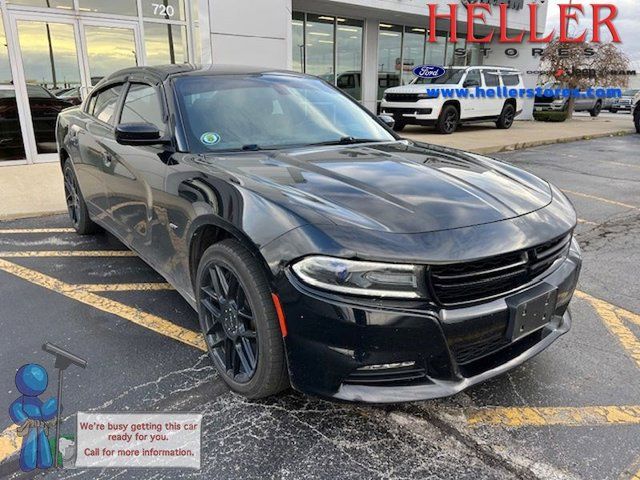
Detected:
[196,239,289,399]
[436,105,459,134]
[392,120,406,132]
[63,161,99,235]
[496,103,516,129]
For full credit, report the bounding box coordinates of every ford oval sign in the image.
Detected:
[413,65,446,79]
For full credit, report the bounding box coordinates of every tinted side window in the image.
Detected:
[119,84,165,134]
[465,70,481,86]
[502,74,520,87]
[92,85,124,124]
[483,70,500,87]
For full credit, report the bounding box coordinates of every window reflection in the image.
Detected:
[425,31,447,66]
[336,18,363,100]
[377,23,402,100]
[144,22,187,65]
[305,14,334,82]
[402,27,425,85]
[0,14,12,84]
[78,0,137,16]
[291,12,304,73]
[142,0,185,21]
[17,21,81,154]
[85,26,137,85]
[7,0,73,9]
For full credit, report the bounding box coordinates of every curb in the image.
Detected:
[470,129,635,155]
[0,210,67,222]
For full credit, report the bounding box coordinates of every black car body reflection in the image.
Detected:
[56,65,581,402]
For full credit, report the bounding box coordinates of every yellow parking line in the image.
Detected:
[0,425,19,465]
[467,405,640,427]
[81,283,175,292]
[0,228,76,234]
[576,290,640,369]
[0,250,137,258]
[0,259,206,352]
[562,189,639,210]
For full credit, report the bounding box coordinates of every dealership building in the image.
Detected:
[0,0,549,165]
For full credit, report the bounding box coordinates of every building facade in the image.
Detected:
[0,0,548,165]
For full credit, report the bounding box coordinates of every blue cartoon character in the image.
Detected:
[9,364,57,471]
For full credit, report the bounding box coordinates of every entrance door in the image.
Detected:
[79,21,142,87]
[8,12,141,163]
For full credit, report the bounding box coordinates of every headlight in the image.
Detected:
[552,98,565,104]
[291,256,424,298]
[417,93,437,100]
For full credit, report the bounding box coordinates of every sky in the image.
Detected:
[544,0,640,68]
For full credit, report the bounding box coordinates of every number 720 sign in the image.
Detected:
[152,3,175,17]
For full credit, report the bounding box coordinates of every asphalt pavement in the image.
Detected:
[0,134,639,479]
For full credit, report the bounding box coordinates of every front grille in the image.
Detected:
[344,365,428,386]
[430,234,571,306]
[382,107,433,115]
[450,331,510,365]
[385,93,421,103]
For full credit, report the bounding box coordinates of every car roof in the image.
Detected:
[102,64,306,83]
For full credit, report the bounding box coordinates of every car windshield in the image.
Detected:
[412,69,465,85]
[173,74,396,152]
[622,89,638,96]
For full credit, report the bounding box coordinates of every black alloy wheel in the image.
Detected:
[590,101,602,117]
[196,240,289,398]
[63,162,99,235]
[200,262,258,383]
[437,105,459,134]
[496,103,516,129]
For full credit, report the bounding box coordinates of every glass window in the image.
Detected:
[502,74,520,87]
[174,75,395,153]
[377,23,402,100]
[402,27,425,85]
[425,31,446,66]
[142,0,185,21]
[464,69,481,87]
[0,15,12,84]
[120,83,164,133]
[7,0,73,8]
[144,23,188,65]
[336,18,363,100]
[85,26,137,85]
[92,84,124,124]
[306,14,334,82]
[483,70,500,87]
[191,0,201,63]
[291,12,304,73]
[78,0,137,16]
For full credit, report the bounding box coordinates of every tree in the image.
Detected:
[540,39,630,118]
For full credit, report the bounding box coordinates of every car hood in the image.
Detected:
[201,141,552,234]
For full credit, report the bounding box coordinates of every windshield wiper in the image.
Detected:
[306,136,382,147]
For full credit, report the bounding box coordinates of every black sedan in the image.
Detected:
[56,65,581,403]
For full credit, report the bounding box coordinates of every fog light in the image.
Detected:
[358,361,415,371]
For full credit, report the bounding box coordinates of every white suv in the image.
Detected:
[380,66,524,134]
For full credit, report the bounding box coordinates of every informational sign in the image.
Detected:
[75,412,202,469]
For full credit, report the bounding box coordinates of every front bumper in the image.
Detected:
[276,246,581,403]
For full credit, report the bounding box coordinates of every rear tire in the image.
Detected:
[634,107,640,134]
[436,105,459,134]
[589,101,602,117]
[63,161,99,235]
[196,239,289,399]
[496,103,516,129]
[610,108,618,114]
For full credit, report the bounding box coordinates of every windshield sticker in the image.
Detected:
[200,132,221,146]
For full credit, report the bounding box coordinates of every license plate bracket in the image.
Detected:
[506,285,558,342]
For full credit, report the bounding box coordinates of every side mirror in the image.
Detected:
[378,114,395,129]
[463,79,480,88]
[115,122,168,146]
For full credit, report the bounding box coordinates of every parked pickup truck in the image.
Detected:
[533,83,603,117]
